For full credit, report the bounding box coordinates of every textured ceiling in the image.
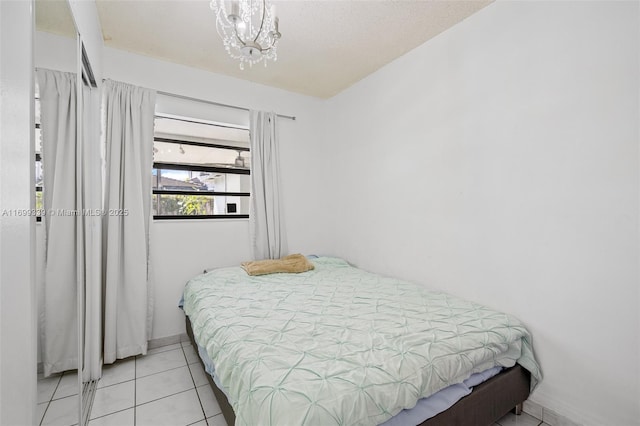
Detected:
[36,0,493,99]
[36,0,76,38]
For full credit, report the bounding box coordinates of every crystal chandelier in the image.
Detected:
[209,0,281,70]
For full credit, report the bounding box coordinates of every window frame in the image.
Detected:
[35,110,43,222]
[152,125,251,220]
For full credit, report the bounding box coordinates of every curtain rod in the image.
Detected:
[157,90,296,121]
[100,78,296,121]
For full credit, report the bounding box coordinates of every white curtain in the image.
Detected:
[249,110,287,260]
[102,80,156,364]
[37,69,79,376]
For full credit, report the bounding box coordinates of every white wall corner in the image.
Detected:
[0,0,37,425]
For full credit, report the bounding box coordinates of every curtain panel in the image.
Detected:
[249,110,287,260]
[37,69,79,376]
[102,80,156,363]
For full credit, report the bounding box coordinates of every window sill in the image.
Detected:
[152,216,249,223]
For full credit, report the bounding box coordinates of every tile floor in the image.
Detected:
[494,411,550,426]
[37,342,551,426]
[37,341,225,426]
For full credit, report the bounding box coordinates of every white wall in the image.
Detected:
[103,47,328,340]
[0,1,36,425]
[35,32,76,73]
[322,1,639,425]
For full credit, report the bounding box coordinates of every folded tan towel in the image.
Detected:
[241,254,315,276]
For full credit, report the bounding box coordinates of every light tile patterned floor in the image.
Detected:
[37,342,552,426]
[494,411,551,426]
[37,341,225,426]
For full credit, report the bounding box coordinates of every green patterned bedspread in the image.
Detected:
[183,257,541,426]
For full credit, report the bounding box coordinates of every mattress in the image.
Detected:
[182,256,541,426]
[188,333,503,425]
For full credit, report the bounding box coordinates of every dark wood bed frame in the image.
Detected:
[186,316,530,426]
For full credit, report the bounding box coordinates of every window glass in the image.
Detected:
[36,190,43,211]
[154,116,249,146]
[36,160,43,187]
[152,168,250,192]
[35,128,42,154]
[152,194,249,216]
[152,115,250,219]
[35,95,40,125]
[153,141,250,169]
[35,98,43,219]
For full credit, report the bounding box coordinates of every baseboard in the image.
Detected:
[523,399,582,426]
[148,333,189,350]
[40,336,189,372]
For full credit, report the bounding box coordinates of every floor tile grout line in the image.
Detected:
[37,373,63,421]
[88,382,136,423]
[147,343,184,352]
[140,346,184,359]
[184,345,209,425]
[38,373,69,425]
[207,413,224,425]
[38,401,50,426]
[134,355,137,426]
[135,347,189,379]
[51,394,77,402]
[87,406,133,423]
[50,393,79,404]
[95,357,136,391]
[135,362,190,380]
[51,371,82,403]
[136,347,196,411]
[49,374,63,403]
[135,387,200,410]
[496,411,545,426]
[206,413,225,426]
[96,377,136,391]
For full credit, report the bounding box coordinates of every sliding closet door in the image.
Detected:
[80,66,102,384]
[77,42,102,426]
[35,2,104,425]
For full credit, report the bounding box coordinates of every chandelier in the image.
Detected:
[209,0,281,70]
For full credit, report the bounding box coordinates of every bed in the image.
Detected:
[182,256,541,426]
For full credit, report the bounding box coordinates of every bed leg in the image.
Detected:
[512,403,523,415]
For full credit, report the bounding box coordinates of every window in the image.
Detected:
[152,115,251,219]
[35,96,43,221]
